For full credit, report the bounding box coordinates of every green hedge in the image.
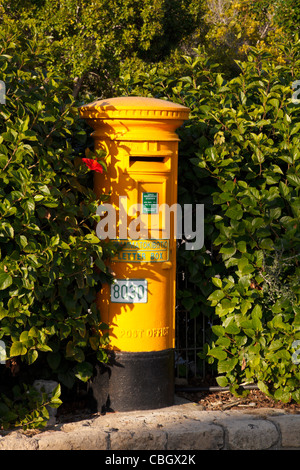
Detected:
[0,26,111,429]
[1,31,300,430]
[119,43,300,401]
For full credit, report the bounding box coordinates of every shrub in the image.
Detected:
[118,43,300,401]
[0,25,111,428]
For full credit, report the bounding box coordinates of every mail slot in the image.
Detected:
[79,96,189,411]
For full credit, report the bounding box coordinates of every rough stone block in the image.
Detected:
[270,415,300,449]
[224,418,279,450]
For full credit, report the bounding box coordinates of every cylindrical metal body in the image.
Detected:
[79,97,189,411]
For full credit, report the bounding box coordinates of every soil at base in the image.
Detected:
[55,382,300,424]
[175,375,300,413]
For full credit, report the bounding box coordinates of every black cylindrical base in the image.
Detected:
[90,349,174,412]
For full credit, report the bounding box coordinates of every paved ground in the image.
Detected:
[1,396,300,450]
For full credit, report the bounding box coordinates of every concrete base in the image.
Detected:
[1,398,300,450]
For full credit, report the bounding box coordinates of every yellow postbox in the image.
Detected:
[79,96,189,411]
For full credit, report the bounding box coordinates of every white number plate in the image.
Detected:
[111,279,148,304]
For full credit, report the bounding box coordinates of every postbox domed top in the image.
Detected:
[79,96,190,121]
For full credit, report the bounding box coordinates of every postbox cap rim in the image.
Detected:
[79,96,190,120]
